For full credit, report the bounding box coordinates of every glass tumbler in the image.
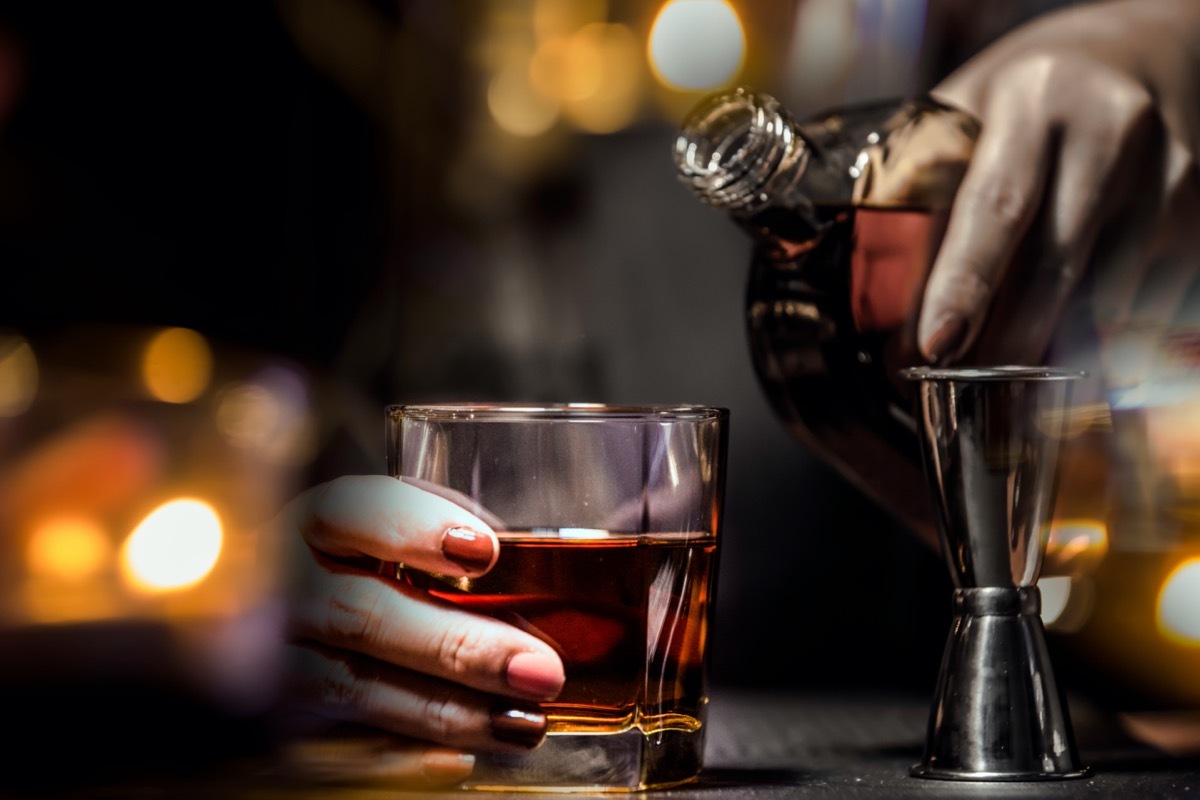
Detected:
[386,403,729,792]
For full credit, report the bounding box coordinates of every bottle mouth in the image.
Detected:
[673,87,799,212]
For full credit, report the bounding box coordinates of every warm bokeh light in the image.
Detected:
[0,333,38,417]
[531,33,604,103]
[121,499,223,592]
[1044,518,1108,576]
[215,370,316,465]
[142,327,213,404]
[533,0,607,42]
[649,0,744,91]
[1157,557,1200,645]
[560,23,642,134]
[27,517,111,581]
[215,382,281,450]
[1038,401,1110,440]
[488,59,560,137]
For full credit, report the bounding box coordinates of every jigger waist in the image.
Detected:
[952,586,1040,616]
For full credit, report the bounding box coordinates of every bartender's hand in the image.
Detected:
[918,0,1200,366]
[273,475,564,787]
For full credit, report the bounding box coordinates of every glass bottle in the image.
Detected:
[674,87,980,547]
[674,87,1200,723]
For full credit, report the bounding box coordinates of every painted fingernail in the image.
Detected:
[924,315,967,363]
[421,749,475,782]
[441,527,496,574]
[490,704,547,749]
[506,651,565,699]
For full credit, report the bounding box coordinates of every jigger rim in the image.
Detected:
[900,365,1087,382]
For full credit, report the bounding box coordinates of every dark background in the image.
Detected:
[0,1,1066,694]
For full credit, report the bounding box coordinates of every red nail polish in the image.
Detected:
[489,705,547,749]
[441,527,495,574]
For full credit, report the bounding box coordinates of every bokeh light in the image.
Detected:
[1157,557,1200,645]
[0,332,38,417]
[1044,518,1108,576]
[27,517,111,581]
[559,24,642,133]
[533,0,607,42]
[142,327,213,404]
[216,383,280,450]
[488,59,560,137]
[215,366,316,465]
[121,499,223,592]
[531,33,604,104]
[1039,576,1072,627]
[649,0,744,91]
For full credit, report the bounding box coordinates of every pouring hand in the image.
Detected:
[918,0,1200,367]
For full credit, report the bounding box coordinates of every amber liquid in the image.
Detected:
[408,531,716,734]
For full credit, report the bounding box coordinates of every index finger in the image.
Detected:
[293,475,500,578]
[919,95,1050,363]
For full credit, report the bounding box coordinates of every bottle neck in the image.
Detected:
[673,87,810,217]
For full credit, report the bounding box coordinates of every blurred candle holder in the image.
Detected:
[0,323,314,790]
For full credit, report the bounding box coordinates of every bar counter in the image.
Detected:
[257,689,1200,798]
[7,686,1198,798]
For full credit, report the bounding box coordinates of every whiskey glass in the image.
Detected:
[387,403,729,792]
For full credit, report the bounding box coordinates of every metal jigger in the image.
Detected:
[900,366,1090,781]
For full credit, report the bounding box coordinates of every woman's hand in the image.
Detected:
[918,0,1200,368]
[272,475,565,787]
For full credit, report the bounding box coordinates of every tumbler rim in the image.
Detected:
[387,402,728,422]
[899,366,1087,382]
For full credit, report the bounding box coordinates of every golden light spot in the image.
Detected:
[27,517,110,581]
[533,0,607,42]
[142,327,213,404]
[488,59,560,137]
[121,499,223,592]
[0,333,38,417]
[530,34,603,103]
[1037,402,1110,440]
[1157,557,1200,645]
[649,0,744,92]
[1043,519,1108,576]
[561,24,642,134]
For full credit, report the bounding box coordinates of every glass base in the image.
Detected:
[461,727,705,793]
[910,763,1093,781]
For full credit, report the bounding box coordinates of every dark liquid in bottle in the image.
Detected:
[745,204,949,544]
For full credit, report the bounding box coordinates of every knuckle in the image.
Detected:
[932,258,993,313]
[1165,140,1198,202]
[1112,81,1156,129]
[315,651,368,711]
[432,620,491,681]
[323,579,386,649]
[302,476,353,541]
[963,178,1029,229]
[420,690,468,743]
[955,265,994,311]
[994,52,1068,107]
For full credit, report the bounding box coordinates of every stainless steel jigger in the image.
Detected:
[899,366,1090,781]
